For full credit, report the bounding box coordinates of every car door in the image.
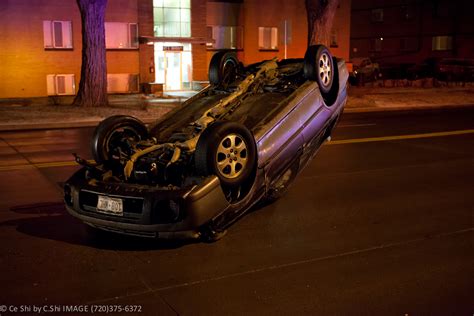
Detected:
[256,82,329,184]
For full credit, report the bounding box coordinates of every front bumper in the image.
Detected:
[64,168,229,238]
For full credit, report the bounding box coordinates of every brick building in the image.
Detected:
[207,0,351,65]
[0,0,351,99]
[0,0,149,98]
[350,0,474,64]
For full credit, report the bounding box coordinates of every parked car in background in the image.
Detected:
[349,57,381,85]
[406,57,439,80]
[379,63,415,81]
[64,45,348,241]
[436,58,474,82]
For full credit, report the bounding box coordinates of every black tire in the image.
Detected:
[303,45,335,94]
[200,225,228,243]
[209,51,239,86]
[91,115,148,163]
[195,121,257,188]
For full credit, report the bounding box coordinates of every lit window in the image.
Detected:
[43,21,73,49]
[154,0,191,37]
[258,27,278,50]
[208,26,243,50]
[432,36,452,51]
[46,74,75,95]
[105,23,138,49]
[371,9,384,22]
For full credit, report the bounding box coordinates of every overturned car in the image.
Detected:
[64,45,348,241]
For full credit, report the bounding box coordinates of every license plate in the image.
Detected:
[97,195,123,216]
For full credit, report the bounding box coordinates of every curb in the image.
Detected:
[0,118,157,132]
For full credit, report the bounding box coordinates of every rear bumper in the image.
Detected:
[64,168,229,239]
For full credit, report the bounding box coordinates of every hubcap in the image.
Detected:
[318,52,332,87]
[216,133,248,179]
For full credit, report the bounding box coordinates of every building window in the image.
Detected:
[153,0,191,37]
[208,26,243,50]
[432,36,452,51]
[46,74,75,95]
[258,27,278,50]
[330,28,338,48]
[370,38,383,52]
[43,21,73,49]
[371,9,384,22]
[400,37,418,52]
[105,23,138,49]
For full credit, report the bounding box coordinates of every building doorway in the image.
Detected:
[154,42,192,91]
[165,51,181,91]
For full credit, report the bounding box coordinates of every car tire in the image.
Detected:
[200,225,228,243]
[195,121,257,188]
[209,51,239,86]
[91,115,148,164]
[303,45,335,94]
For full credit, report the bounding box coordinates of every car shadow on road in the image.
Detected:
[3,202,197,251]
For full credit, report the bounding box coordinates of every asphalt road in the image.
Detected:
[0,107,473,315]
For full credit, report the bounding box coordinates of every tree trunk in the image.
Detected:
[305,0,339,47]
[73,0,108,107]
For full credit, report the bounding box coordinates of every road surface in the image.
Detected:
[0,107,473,315]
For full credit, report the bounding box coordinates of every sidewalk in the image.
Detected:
[0,86,473,131]
[344,85,474,113]
[0,93,185,131]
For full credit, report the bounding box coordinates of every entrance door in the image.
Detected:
[165,52,182,91]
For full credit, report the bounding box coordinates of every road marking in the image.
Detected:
[0,129,473,171]
[327,129,474,145]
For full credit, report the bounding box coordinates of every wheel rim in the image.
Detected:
[318,52,332,88]
[215,133,248,179]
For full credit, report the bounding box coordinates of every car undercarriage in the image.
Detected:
[65,45,348,240]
